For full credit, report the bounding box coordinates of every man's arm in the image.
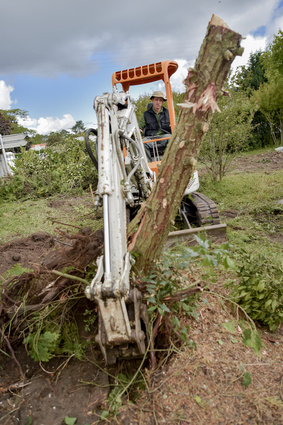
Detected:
[138,114,146,132]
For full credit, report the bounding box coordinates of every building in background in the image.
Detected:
[0,133,27,177]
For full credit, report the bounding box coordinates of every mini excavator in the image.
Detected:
[84,60,226,364]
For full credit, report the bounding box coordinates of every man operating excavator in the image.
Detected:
[139,90,172,161]
[138,90,171,136]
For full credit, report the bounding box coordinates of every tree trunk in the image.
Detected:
[128,15,243,274]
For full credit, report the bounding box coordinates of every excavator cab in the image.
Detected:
[112,60,178,175]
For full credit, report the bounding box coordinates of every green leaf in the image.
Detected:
[64,417,77,425]
[194,394,205,407]
[257,281,265,292]
[146,287,156,294]
[243,372,252,388]
[265,299,272,308]
[147,305,157,313]
[271,299,277,311]
[147,296,156,304]
[25,417,32,425]
[159,303,171,313]
[223,321,236,334]
[23,331,60,362]
[242,328,265,355]
[100,411,110,419]
[194,395,202,404]
[223,256,236,270]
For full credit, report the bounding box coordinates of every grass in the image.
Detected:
[199,165,283,266]
[200,170,283,211]
[0,192,103,244]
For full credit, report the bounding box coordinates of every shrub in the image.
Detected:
[0,138,97,201]
[226,249,283,331]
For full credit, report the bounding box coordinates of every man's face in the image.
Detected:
[152,97,164,113]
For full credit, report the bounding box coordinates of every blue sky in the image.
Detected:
[0,0,282,135]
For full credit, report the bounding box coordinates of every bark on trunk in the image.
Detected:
[128,15,243,274]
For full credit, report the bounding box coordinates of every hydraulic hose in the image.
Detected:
[85,128,98,170]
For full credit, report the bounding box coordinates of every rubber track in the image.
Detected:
[191,192,221,226]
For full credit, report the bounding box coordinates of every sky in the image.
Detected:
[0,0,282,136]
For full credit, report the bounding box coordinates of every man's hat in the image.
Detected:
[150,91,167,101]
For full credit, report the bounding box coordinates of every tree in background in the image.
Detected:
[71,120,86,135]
[234,51,267,95]
[268,29,283,75]
[233,52,272,148]
[0,112,12,135]
[199,87,255,181]
[45,130,70,146]
[254,30,283,146]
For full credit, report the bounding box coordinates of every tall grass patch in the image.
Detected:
[200,170,283,212]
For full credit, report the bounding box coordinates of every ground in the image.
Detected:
[0,150,282,425]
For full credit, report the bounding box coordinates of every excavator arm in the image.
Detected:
[85,90,153,363]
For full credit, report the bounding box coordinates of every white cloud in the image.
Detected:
[0,80,14,109]
[17,114,76,135]
[0,0,280,77]
[271,14,283,39]
[231,34,267,73]
[170,60,193,92]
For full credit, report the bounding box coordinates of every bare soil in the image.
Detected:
[231,150,283,174]
[0,150,282,425]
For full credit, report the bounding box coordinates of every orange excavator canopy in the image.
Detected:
[112,60,178,132]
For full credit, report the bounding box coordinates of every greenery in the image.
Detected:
[199,157,283,332]
[253,31,283,146]
[0,109,33,136]
[199,87,255,181]
[200,165,283,262]
[226,249,283,331]
[144,236,235,343]
[23,331,60,362]
[19,290,92,362]
[0,111,12,135]
[234,51,267,95]
[0,137,97,201]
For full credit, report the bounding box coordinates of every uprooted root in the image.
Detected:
[0,227,103,374]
